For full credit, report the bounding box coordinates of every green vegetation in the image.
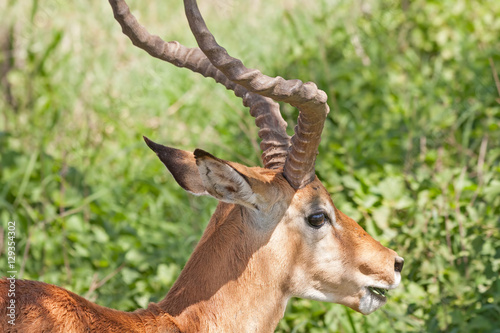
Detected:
[1,0,499,331]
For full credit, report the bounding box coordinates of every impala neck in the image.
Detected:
[155,203,290,332]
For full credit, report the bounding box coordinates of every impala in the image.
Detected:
[0,0,404,332]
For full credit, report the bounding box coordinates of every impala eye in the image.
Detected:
[307,212,328,229]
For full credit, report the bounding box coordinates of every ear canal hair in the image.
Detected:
[193,149,262,208]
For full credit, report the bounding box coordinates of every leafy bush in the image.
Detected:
[1,0,499,332]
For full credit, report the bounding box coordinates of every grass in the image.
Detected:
[1,0,499,332]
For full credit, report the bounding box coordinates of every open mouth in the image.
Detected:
[359,286,391,314]
[367,286,389,298]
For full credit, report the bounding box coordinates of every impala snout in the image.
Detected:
[329,207,405,315]
[356,250,404,315]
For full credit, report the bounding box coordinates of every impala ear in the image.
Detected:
[144,136,208,195]
[145,137,262,208]
[193,149,261,209]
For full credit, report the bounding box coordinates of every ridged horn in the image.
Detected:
[183,0,329,189]
[109,0,291,168]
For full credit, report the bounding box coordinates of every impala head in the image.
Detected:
[110,0,403,316]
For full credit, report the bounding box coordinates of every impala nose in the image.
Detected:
[394,256,404,273]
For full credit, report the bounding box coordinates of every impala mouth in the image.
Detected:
[367,286,389,298]
[360,281,400,314]
[359,286,391,314]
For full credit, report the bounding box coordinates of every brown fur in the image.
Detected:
[0,279,180,333]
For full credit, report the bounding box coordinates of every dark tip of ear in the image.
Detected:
[143,136,163,153]
[193,149,215,160]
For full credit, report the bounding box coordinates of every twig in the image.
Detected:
[167,84,203,116]
[19,229,32,278]
[19,200,40,278]
[37,188,108,226]
[477,136,488,185]
[442,210,453,265]
[0,227,4,257]
[454,167,468,278]
[488,57,500,102]
[469,135,488,207]
[435,146,444,173]
[445,135,476,159]
[349,31,371,66]
[0,25,18,112]
[404,133,414,175]
[84,263,126,300]
[433,153,453,265]
[219,91,261,166]
[345,22,371,66]
[59,152,72,284]
[419,136,427,163]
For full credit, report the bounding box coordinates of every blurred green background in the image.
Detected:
[1,0,499,331]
